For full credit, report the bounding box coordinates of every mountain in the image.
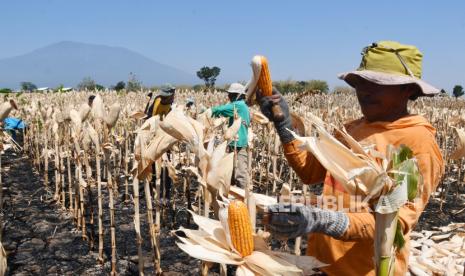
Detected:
[0,41,196,89]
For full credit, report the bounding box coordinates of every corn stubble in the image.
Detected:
[0,90,463,275]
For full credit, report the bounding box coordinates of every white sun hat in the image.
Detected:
[226,83,246,95]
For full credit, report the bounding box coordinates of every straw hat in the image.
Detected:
[338,41,439,96]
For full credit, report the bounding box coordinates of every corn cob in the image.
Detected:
[228,200,254,257]
[257,56,273,96]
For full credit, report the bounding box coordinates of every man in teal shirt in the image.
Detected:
[211,83,250,188]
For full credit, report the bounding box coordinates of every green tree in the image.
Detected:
[196,66,221,90]
[114,81,126,91]
[305,79,329,93]
[54,84,64,93]
[333,86,354,95]
[127,72,142,92]
[453,85,464,98]
[95,84,105,91]
[77,77,97,91]
[192,84,205,92]
[272,79,298,94]
[20,81,37,92]
[0,88,12,94]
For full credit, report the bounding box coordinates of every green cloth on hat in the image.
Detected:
[358,41,423,78]
[211,100,250,148]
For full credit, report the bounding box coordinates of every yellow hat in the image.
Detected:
[338,41,439,96]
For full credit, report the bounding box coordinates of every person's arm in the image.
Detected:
[340,148,444,241]
[257,89,326,184]
[211,103,234,118]
[283,140,327,184]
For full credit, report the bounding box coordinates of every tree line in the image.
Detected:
[1,66,464,98]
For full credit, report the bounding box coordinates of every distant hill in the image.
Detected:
[0,41,196,89]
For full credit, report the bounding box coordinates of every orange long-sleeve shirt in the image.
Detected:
[283,115,444,276]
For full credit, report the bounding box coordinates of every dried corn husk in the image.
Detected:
[290,112,306,136]
[0,241,6,276]
[139,129,177,178]
[91,94,105,119]
[409,223,465,275]
[79,103,91,122]
[245,55,263,105]
[174,206,326,275]
[159,110,199,146]
[0,99,18,121]
[251,110,269,125]
[207,152,234,196]
[104,102,121,127]
[224,118,242,141]
[130,111,147,119]
[288,113,391,198]
[450,127,465,160]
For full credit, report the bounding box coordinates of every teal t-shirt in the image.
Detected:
[211,100,250,148]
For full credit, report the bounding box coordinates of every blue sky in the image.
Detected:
[0,0,464,90]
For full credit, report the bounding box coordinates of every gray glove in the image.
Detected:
[257,88,295,143]
[266,204,349,239]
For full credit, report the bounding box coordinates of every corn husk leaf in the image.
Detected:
[91,95,105,119]
[160,110,199,146]
[189,210,229,246]
[287,119,389,198]
[135,115,159,133]
[0,100,17,121]
[271,252,328,275]
[139,129,177,178]
[130,111,147,119]
[79,103,91,122]
[245,55,262,105]
[86,124,100,153]
[0,241,6,276]
[207,152,234,196]
[224,117,242,141]
[451,127,465,160]
[250,110,269,125]
[104,102,121,128]
[244,251,302,276]
[235,265,255,276]
[176,242,244,265]
[228,185,277,211]
[290,112,306,136]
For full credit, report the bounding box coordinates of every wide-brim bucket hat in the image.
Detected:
[338,41,440,96]
[226,83,246,95]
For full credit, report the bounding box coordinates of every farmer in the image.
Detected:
[88,95,96,107]
[185,98,196,118]
[259,41,444,275]
[144,83,176,119]
[144,84,176,204]
[211,83,251,188]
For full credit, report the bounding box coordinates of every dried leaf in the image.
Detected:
[451,127,465,160]
[105,102,120,128]
[224,117,242,141]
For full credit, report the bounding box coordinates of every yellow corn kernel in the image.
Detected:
[257,56,273,96]
[228,200,254,257]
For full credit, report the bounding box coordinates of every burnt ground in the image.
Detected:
[0,149,464,275]
[0,150,208,275]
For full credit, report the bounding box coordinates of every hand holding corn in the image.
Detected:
[257,88,294,144]
[265,204,349,240]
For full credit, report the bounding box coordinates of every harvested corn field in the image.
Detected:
[0,90,463,275]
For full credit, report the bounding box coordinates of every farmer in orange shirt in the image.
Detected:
[259,41,444,275]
